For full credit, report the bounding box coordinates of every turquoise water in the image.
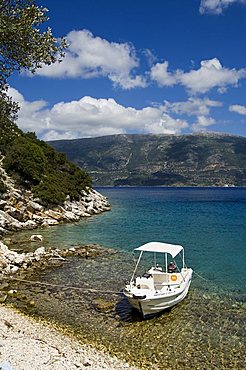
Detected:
[32,187,246,296]
[7,187,246,369]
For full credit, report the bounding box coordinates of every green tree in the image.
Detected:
[0,0,67,119]
[4,135,47,184]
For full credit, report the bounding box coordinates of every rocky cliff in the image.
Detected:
[49,133,246,186]
[0,155,110,236]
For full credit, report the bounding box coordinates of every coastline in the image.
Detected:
[1,188,245,369]
[0,240,138,370]
[0,304,139,370]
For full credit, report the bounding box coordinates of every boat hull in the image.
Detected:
[124,271,192,318]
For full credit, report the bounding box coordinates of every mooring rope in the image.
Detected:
[0,276,122,295]
[193,269,209,282]
[192,269,241,299]
[0,270,240,299]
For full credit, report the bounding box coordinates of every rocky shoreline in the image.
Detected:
[0,156,110,235]
[0,241,113,278]
[0,162,139,369]
[0,241,140,369]
[0,186,110,235]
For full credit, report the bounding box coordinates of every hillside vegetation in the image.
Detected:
[49,133,246,186]
[0,118,91,205]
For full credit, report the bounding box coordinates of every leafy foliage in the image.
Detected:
[0,0,67,119]
[0,1,87,204]
[0,0,66,84]
[1,130,92,205]
[0,117,21,153]
[4,135,47,184]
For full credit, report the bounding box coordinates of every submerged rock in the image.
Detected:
[0,292,7,303]
[92,298,116,313]
[0,241,112,277]
[30,234,43,242]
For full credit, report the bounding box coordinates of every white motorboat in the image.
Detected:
[123,241,192,318]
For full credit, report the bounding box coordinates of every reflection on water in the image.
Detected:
[7,250,246,370]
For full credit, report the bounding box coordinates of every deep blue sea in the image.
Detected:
[31,186,246,296]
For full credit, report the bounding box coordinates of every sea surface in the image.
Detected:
[7,187,246,369]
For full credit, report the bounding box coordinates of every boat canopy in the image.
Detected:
[134,242,183,258]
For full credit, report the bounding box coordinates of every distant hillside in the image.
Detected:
[48,133,246,187]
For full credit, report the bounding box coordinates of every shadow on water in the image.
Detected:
[115,295,143,322]
[115,295,172,323]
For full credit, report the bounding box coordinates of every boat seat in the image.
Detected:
[152,273,169,290]
[136,276,154,290]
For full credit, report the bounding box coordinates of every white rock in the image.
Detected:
[22,220,37,229]
[15,254,25,265]
[41,219,59,227]
[10,265,19,273]
[0,210,22,230]
[0,241,9,254]
[63,211,80,221]
[34,247,45,257]
[5,251,18,263]
[30,234,43,242]
[27,201,44,212]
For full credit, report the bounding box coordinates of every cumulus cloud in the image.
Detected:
[229,104,246,115]
[163,97,222,116]
[8,87,48,132]
[34,29,147,90]
[192,116,216,131]
[199,0,246,14]
[162,97,221,132]
[150,58,246,94]
[9,88,189,140]
[150,61,176,86]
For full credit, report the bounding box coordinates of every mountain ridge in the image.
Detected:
[48,133,246,187]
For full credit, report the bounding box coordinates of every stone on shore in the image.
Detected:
[0,158,110,236]
[0,241,114,277]
[0,305,139,370]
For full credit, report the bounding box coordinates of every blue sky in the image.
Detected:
[9,0,246,140]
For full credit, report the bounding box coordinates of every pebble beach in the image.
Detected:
[0,304,139,370]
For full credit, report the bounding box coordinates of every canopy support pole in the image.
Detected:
[130,251,143,283]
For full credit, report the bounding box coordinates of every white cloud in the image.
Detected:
[178,58,246,94]
[163,97,222,116]
[229,104,246,115]
[162,97,221,133]
[150,58,246,94]
[199,0,246,14]
[9,88,189,140]
[8,87,48,131]
[34,29,147,90]
[150,61,176,86]
[192,116,216,131]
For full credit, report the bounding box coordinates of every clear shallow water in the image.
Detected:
[13,187,246,296]
[6,187,246,369]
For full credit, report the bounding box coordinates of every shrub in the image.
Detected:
[4,136,47,184]
[1,128,92,205]
[0,117,21,154]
